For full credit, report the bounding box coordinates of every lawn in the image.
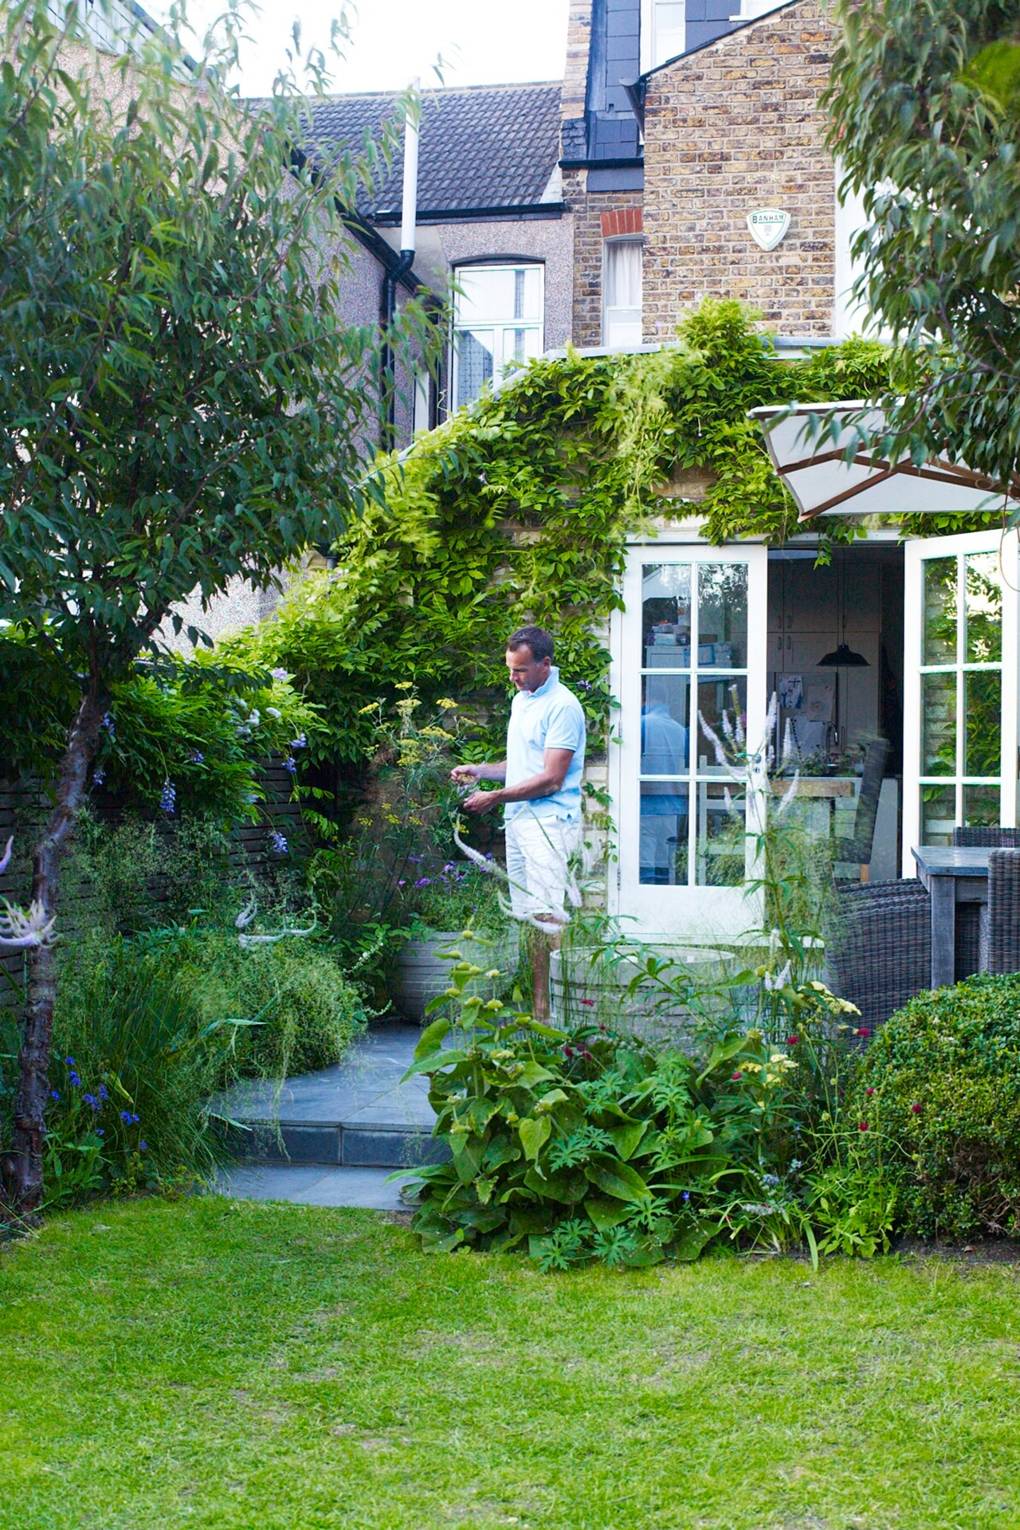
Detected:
[1,1198,1018,1530]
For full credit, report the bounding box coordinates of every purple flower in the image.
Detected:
[83,1092,100,1110]
[268,829,288,856]
[65,1056,75,1067]
[283,756,297,775]
[160,778,177,815]
[139,1140,148,1153]
[414,877,431,889]
[397,879,406,888]
[69,1071,81,1088]
[95,1128,104,1138]
[102,712,116,738]
[290,734,307,751]
[98,1083,108,1101]
[49,1089,60,1102]
[119,1109,133,1124]
[682,1190,690,1203]
[188,749,205,764]
[271,667,289,681]
[92,767,106,787]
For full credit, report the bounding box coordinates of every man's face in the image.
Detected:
[506,644,551,693]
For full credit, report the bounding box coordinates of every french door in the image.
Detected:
[902,529,1020,872]
[611,543,768,938]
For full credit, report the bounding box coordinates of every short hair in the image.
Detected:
[507,625,554,663]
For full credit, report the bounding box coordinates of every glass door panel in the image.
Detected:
[614,544,767,937]
[903,532,1019,869]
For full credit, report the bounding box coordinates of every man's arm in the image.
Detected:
[462,748,574,815]
[450,760,507,785]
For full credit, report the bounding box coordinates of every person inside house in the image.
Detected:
[451,625,586,1020]
[640,684,689,883]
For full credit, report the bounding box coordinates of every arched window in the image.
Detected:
[451,263,544,410]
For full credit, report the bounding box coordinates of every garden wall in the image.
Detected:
[0,759,304,995]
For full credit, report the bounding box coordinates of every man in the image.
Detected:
[451,625,586,1020]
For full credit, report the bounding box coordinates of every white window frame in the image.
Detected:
[641,0,687,74]
[450,263,544,411]
[602,236,644,350]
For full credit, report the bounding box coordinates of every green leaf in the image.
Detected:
[585,1154,652,1203]
[400,1047,471,1080]
[414,1018,450,1059]
[584,1195,633,1231]
[606,1118,647,1160]
[519,1115,551,1163]
[516,1061,556,1088]
[672,1219,718,1262]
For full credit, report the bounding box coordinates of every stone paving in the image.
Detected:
[210,1023,442,1211]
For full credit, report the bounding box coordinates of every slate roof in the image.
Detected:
[301,81,563,219]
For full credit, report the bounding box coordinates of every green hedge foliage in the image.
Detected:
[849,973,1020,1240]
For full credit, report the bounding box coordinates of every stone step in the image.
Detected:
[213,1023,450,1170]
[212,1162,412,1211]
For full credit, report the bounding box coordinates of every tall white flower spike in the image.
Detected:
[0,836,12,876]
[0,900,56,949]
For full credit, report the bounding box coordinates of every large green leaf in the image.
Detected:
[584,1196,633,1231]
[585,1154,652,1203]
[606,1118,647,1161]
[519,1116,551,1163]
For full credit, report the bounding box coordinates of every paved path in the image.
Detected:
[212,1162,412,1212]
[209,1024,443,1211]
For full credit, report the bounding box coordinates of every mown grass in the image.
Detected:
[1,1197,1018,1530]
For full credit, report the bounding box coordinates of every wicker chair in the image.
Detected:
[825,878,931,1027]
[952,826,1020,848]
[833,737,890,882]
[984,850,1020,975]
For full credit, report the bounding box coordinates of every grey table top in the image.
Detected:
[911,845,992,877]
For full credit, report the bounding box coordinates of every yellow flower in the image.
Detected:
[437,698,458,710]
[394,680,414,691]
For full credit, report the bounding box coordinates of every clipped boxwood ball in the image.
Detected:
[848,973,1020,1241]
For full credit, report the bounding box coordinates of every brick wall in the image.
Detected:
[561,0,593,123]
[566,169,645,346]
[642,0,838,338]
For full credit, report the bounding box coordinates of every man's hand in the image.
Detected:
[450,764,480,786]
[462,789,502,815]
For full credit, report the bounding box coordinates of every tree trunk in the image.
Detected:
[2,686,106,1217]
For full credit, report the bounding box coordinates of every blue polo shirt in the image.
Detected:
[505,666,586,823]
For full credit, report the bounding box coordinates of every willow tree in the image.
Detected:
[823,0,1020,502]
[0,1,426,1214]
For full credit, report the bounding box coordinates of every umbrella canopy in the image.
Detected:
[751,402,1020,523]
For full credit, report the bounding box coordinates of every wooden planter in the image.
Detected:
[391,928,519,1024]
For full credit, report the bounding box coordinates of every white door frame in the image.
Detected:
[902,528,1019,874]
[609,538,768,941]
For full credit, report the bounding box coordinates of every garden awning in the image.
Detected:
[750,402,1020,523]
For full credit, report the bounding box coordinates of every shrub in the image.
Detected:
[400,953,842,1269]
[164,929,368,1079]
[1,924,366,1213]
[848,973,1020,1241]
[16,932,250,1203]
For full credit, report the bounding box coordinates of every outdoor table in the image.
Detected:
[911,845,991,988]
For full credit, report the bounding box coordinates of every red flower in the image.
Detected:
[731,1070,743,1081]
[855,1026,872,1038]
[785,1035,800,1046]
[865,1087,876,1097]
[858,1121,869,1132]
[911,1102,923,1115]
[579,998,595,1007]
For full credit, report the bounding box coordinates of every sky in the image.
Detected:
[150,1,570,96]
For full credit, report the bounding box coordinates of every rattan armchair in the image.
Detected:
[825,877,931,1027]
[952,827,1020,848]
[984,849,1020,975]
